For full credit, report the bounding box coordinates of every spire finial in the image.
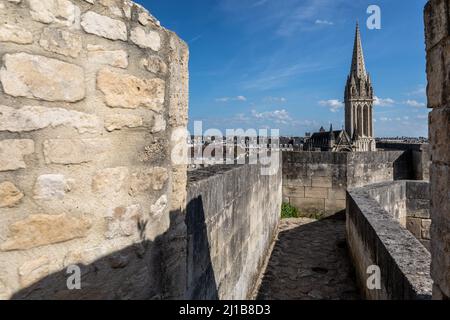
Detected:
[350,22,367,79]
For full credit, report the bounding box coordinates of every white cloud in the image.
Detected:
[215,96,247,102]
[319,99,344,112]
[374,96,395,107]
[404,100,426,108]
[407,85,426,97]
[251,109,292,124]
[315,19,334,25]
[216,97,230,102]
[218,0,347,37]
[188,34,203,44]
[264,96,287,103]
[416,114,429,120]
[242,62,329,90]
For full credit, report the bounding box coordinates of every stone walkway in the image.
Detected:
[256,213,361,300]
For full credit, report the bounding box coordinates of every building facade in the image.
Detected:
[305,23,376,152]
[304,125,353,152]
[344,23,377,151]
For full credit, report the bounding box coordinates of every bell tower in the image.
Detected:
[344,23,376,151]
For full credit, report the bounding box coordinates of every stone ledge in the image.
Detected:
[347,181,432,300]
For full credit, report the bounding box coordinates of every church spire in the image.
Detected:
[350,22,367,79]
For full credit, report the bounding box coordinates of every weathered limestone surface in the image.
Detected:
[1,214,92,251]
[81,11,126,41]
[0,53,85,102]
[185,162,282,299]
[0,182,24,208]
[33,174,74,200]
[0,139,35,172]
[347,182,433,300]
[97,68,165,110]
[376,142,431,181]
[87,45,128,69]
[29,0,81,27]
[104,114,143,131]
[0,24,33,44]
[425,0,450,300]
[142,55,167,76]
[43,139,111,164]
[282,151,413,217]
[91,167,129,194]
[39,28,83,58]
[0,0,189,300]
[130,27,161,51]
[104,204,143,239]
[18,256,53,287]
[0,105,100,134]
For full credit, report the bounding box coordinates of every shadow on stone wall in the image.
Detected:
[393,150,414,180]
[185,196,219,300]
[10,199,218,300]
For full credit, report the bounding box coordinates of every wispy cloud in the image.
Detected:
[263,96,287,103]
[374,96,395,107]
[407,85,426,97]
[319,99,344,112]
[192,108,316,132]
[251,0,269,7]
[315,19,334,26]
[188,34,203,44]
[242,62,330,90]
[403,100,426,108]
[215,95,247,102]
[373,97,426,108]
[251,109,292,124]
[218,0,353,37]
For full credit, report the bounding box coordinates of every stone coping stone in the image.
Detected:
[348,181,432,299]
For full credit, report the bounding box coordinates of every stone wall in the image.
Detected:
[347,181,432,300]
[186,162,282,299]
[424,0,450,300]
[346,151,412,187]
[376,142,431,181]
[283,152,347,217]
[282,151,411,217]
[366,181,431,250]
[406,182,431,251]
[366,181,407,226]
[0,0,189,299]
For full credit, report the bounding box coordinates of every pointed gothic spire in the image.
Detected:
[350,22,367,79]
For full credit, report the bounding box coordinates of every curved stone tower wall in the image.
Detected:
[0,0,188,299]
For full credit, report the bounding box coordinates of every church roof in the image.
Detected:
[310,130,345,140]
[350,23,367,79]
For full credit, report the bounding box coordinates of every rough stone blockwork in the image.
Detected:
[0,0,189,299]
[186,162,282,300]
[282,151,414,217]
[424,0,450,300]
[376,142,431,181]
[347,182,433,300]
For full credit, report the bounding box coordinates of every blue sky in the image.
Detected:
[137,0,429,137]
